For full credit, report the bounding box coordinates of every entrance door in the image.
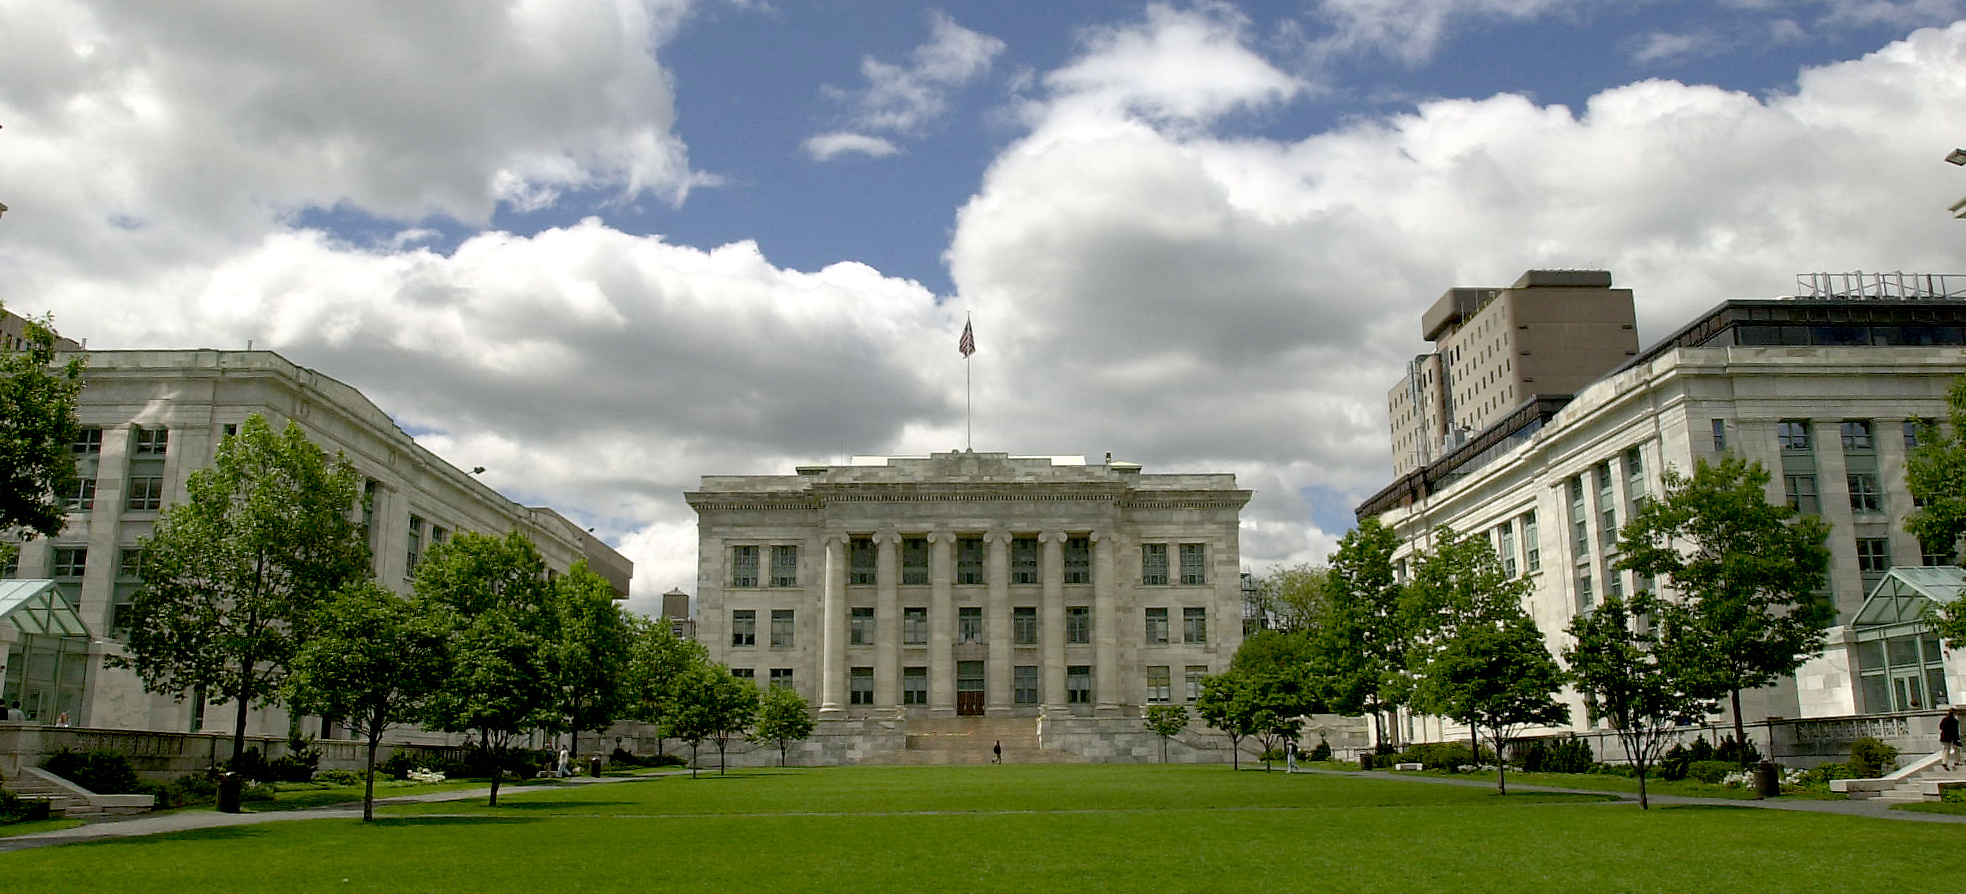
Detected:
[1892,670,1927,712]
[956,660,986,716]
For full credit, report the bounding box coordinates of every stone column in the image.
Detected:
[986,531,1012,712]
[819,535,847,716]
[1093,531,1121,715]
[874,533,900,710]
[1040,532,1066,712]
[929,532,955,716]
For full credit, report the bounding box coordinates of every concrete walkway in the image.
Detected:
[0,772,663,854]
[6,766,1962,854]
[1298,767,1966,825]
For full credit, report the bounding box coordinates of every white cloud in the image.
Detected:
[1043,3,1305,127]
[803,132,903,161]
[949,16,1966,573]
[809,10,1004,158]
[1308,0,1582,66]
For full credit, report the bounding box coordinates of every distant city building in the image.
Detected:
[688,451,1250,762]
[0,322,632,737]
[1360,271,1966,744]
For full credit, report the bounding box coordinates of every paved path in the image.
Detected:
[5,766,1962,854]
[1297,767,1966,824]
[0,772,663,854]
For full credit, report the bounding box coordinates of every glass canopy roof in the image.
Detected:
[0,579,89,638]
[1851,566,1966,628]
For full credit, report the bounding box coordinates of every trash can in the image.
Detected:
[217,771,244,814]
[589,756,603,777]
[1754,760,1780,798]
[1359,753,1373,771]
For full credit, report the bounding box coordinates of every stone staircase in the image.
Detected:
[1832,752,1966,803]
[888,717,1084,765]
[2,766,154,817]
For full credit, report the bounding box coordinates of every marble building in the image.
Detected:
[688,451,1250,760]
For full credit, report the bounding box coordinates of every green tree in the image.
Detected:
[545,562,633,765]
[414,530,556,806]
[113,415,371,773]
[1414,615,1568,794]
[1563,594,1718,809]
[1906,376,1966,564]
[750,684,815,767]
[662,664,759,777]
[1616,455,1832,755]
[1318,519,1407,749]
[1143,704,1190,763]
[0,303,82,564]
[623,614,709,757]
[1403,525,1539,764]
[1196,668,1320,771]
[285,582,446,822]
[1250,564,1334,633]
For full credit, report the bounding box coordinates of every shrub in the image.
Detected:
[1715,735,1762,766]
[313,768,366,787]
[1658,743,1692,782]
[1522,736,1594,774]
[1402,742,1476,771]
[1,790,52,825]
[1309,740,1332,761]
[228,747,270,782]
[42,748,141,794]
[241,782,277,803]
[1941,785,1966,804]
[1849,737,1898,778]
[134,773,219,810]
[1686,760,1737,785]
[267,738,321,783]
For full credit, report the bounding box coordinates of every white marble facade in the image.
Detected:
[688,452,1251,722]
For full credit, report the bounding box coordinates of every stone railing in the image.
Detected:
[0,722,463,780]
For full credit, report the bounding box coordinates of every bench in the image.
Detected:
[1394,762,1424,771]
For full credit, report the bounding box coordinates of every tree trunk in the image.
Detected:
[488,764,502,807]
[363,728,381,823]
[1493,729,1507,795]
[717,736,728,775]
[1729,688,1748,765]
[779,741,787,768]
[1230,735,1241,770]
[231,694,252,769]
[689,741,700,778]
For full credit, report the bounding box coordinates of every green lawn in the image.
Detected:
[2,765,1958,893]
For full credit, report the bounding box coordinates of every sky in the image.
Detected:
[6,0,1966,618]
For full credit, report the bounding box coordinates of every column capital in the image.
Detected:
[822,534,847,549]
[926,531,952,545]
[983,530,1012,545]
[870,532,897,546]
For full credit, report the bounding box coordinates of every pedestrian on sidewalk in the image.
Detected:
[993,740,1002,764]
[1286,741,1299,773]
[1941,707,1960,771]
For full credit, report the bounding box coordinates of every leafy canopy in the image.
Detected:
[0,303,81,548]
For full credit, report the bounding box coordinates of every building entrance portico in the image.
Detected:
[956,660,986,716]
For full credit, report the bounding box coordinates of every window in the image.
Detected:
[406,515,424,573]
[1178,543,1206,585]
[71,427,103,455]
[770,609,795,648]
[769,668,794,689]
[849,667,875,705]
[1066,606,1091,644]
[903,606,928,645]
[957,606,984,642]
[112,547,144,634]
[1141,543,1169,586]
[1146,666,1171,704]
[1011,537,1039,585]
[956,537,985,585]
[1523,511,1540,572]
[1711,418,1728,452]
[902,667,928,705]
[1497,522,1517,578]
[1784,475,1820,515]
[1186,666,1206,703]
[1841,420,1874,451]
[1067,666,1092,704]
[1183,607,1207,644]
[125,476,164,511]
[731,610,757,647]
[1014,665,1039,705]
[1013,606,1038,644]
[849,606,875,646]
[1064,536,1091,584]
[53,547,87,578]
[1568,477,1589,559]
[133,427,169,455]
[1924,539,1953,567]
[1857,538,1892,575]
[1848,474,1883,514]
[901,537,930,586]
[1145,607,1169,644]
[1596,463,1617,550]
[770,545,799,587]
[1575,571,1593,614]
[1907,418,1932,450]
[1625,445,1645,493]
[66,478,96,512]
[731,545,760,588]
[1778,420,1812,451]
[849,537,876,585]
[731,668,754,680]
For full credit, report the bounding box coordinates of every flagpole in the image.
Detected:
[959,315,975,451]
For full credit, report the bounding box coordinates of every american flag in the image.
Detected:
[958,320,975,357]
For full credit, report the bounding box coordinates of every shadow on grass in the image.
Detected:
[1653,804,1758,812]
[367,816,542,828]
[464,800,635,812]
